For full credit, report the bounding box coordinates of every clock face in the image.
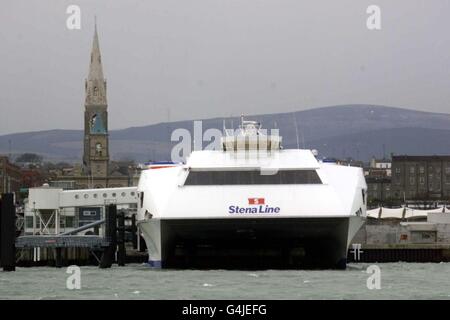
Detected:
[90,112,107,134]
[95,143,104,156]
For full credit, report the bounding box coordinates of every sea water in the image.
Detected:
[0,263,449,300]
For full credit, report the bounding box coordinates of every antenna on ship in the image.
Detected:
[293,112,300,149]
[302,131,305,149]
[223,119,229,136]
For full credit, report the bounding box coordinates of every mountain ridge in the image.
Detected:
[1,104,449,162]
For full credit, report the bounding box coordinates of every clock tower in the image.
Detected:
[83,23,109,179]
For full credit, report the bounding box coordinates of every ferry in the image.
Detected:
[136,117,367,269]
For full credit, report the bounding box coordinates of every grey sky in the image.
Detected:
[1,0,449,135]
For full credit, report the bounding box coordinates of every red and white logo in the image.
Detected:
[248,198,265,205]
[229,197,279,214]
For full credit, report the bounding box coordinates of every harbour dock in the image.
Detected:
[347,244,450,263]
[4,188,450,269]
[1,191,147,270]
[348,207,450,263]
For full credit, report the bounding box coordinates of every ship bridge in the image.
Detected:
[221,116,282,152]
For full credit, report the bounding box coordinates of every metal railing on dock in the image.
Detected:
[15,235,108,249]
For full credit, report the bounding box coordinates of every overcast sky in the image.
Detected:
[1,0,449,135]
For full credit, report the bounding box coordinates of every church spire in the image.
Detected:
[83,20,110,179]
[85,19,107,105]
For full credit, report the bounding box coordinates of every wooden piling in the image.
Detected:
[131,214,137,250]
[117,211,126,266]
[0,194,16,271]
[99,204,117,268]
[55,248,63,268]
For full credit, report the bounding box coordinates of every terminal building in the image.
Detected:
[390,155,450,200]
[365,155,450,204]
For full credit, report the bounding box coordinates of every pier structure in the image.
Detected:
[349,207,450,262]
[15,186,140,267]
[24,185,137,236]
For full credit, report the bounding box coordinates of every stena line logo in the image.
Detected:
[229,198,281,214]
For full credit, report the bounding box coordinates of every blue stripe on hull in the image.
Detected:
[147,260,162,268]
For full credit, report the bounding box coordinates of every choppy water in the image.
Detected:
[0,263,449,299]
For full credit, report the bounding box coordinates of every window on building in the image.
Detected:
[395,167,401,174]
[26,216,33,228]
[419,166,425,174]
[445,166,450,175]
[65,216,75,228]
[409,177,415,185]
[410,166,415,174]
[419,177,425,185]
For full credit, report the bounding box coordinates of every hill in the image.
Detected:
[1,104,449,162]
